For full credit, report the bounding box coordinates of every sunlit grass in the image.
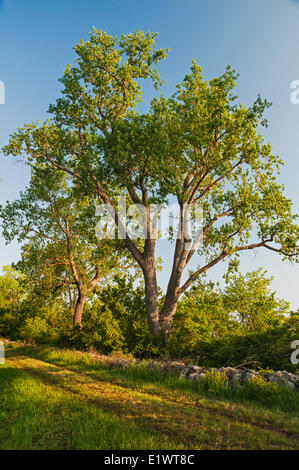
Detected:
[0,365,180,450]
[11,344,299,414]
[1,342,298,450]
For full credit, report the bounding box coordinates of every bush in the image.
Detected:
[62,302,125,354]
[19,317,51,344]
[170,315,298,373]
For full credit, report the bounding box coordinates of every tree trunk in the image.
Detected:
[159,297,179,342]
[158,237,186,342]
[143,265,183,341]
[73,292,86,327]
[143,266,161,336]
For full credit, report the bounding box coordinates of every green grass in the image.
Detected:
[0,365,178,450]
[11,343,299,414]
[0,342,298,450]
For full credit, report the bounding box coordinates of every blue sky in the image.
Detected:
[1,0,299,309]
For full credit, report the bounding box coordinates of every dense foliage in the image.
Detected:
[0,265,297,372]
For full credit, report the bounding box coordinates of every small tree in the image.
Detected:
[19,317,50,344]
[4,29,299,342]
[0,167,126,327]
[223,269,289,332]
[0,266,25,335]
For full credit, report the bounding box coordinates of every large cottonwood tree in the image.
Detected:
[3,29,299,341]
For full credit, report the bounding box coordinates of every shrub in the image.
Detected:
[19,317,51,344]
[63,303,125,354]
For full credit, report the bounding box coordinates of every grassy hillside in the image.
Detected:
[0,342,298,450]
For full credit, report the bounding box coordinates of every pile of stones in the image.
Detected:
[146,360,299,391]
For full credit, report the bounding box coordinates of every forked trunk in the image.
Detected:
[158,248,185,342]
[143,266,182,342]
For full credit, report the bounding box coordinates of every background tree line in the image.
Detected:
[0,260,298,372]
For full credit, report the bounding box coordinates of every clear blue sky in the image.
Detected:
[1,0,299,309]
